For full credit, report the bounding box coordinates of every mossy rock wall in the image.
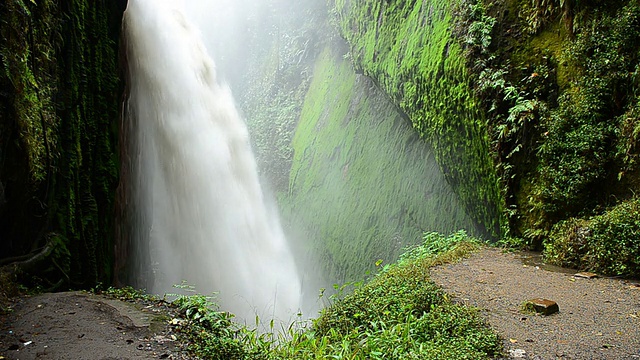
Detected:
[328,0,504,239]
[499,1,640,273]
[0,0,125,288]
[280,46,477,283]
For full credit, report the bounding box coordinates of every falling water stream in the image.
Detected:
[123,0,303,322]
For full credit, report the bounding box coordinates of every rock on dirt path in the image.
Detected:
[430,247,640,360]
[0,292,186,360]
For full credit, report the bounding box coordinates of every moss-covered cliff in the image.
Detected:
[282,45,477,283]
[329,0,504,240]
[329,0,640,276]
[0,0,125,289]
[216,0,479,283]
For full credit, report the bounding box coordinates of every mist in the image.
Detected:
[123,0,309,323]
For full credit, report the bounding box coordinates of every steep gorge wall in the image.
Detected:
[281,46,477,283]
[0,0,125,288]
[331,0,640,276]
[4,0,637,294]
[329,0,504,240]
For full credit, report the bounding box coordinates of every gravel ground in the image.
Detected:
[430,247,640,360]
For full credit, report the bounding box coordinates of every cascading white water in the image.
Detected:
[122,0,302,322]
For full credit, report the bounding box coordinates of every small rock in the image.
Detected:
[509,348,527,358]
[574,272,598,279]
[525,298,559,315]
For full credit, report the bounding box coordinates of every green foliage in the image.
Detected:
[328,0,505,239]
[397,230,482,266]
[239,6,324,192]
[520,300,538,315]
[102,286,158,302]
[172,295,247,359]
[100,233,499,359]
[545,198,640,276]
[167,232,500,359]
[520,0,576,34]
[533,2,640,226]
[453,0,640,263]
[168,283,266,359]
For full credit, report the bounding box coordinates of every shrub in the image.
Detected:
[545,198,640,276]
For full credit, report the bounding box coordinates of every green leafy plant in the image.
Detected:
[545,198,640,276]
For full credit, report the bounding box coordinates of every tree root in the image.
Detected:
[0,235,68,292]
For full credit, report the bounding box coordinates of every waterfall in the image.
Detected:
[122,0,302,322]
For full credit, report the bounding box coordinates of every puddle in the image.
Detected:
[517,251,577,275]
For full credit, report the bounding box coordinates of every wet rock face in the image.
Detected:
[526,298,559,315]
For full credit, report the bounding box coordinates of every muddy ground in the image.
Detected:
[0,291,189,360]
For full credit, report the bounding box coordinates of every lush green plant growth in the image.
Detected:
[545,198,640,276]
[446,0,640,264]
[102,285,158,303]
[237,1,327,192]
[487,1,640,250]
[269,231,501,359]
[535,2,640,220]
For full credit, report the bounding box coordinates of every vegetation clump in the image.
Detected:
[309,231,500,359]
[545,198,640,277]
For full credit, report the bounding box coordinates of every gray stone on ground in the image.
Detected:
[508,348,527,358]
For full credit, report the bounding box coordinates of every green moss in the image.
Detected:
[0,0,123,288]
[329,0,504,239]
[282,46,476,283]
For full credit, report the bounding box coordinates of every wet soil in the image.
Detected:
[0,292,189,360]
[430,247,640,360]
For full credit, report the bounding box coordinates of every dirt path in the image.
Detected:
[0,292,187,360]
[430,247,640,360]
